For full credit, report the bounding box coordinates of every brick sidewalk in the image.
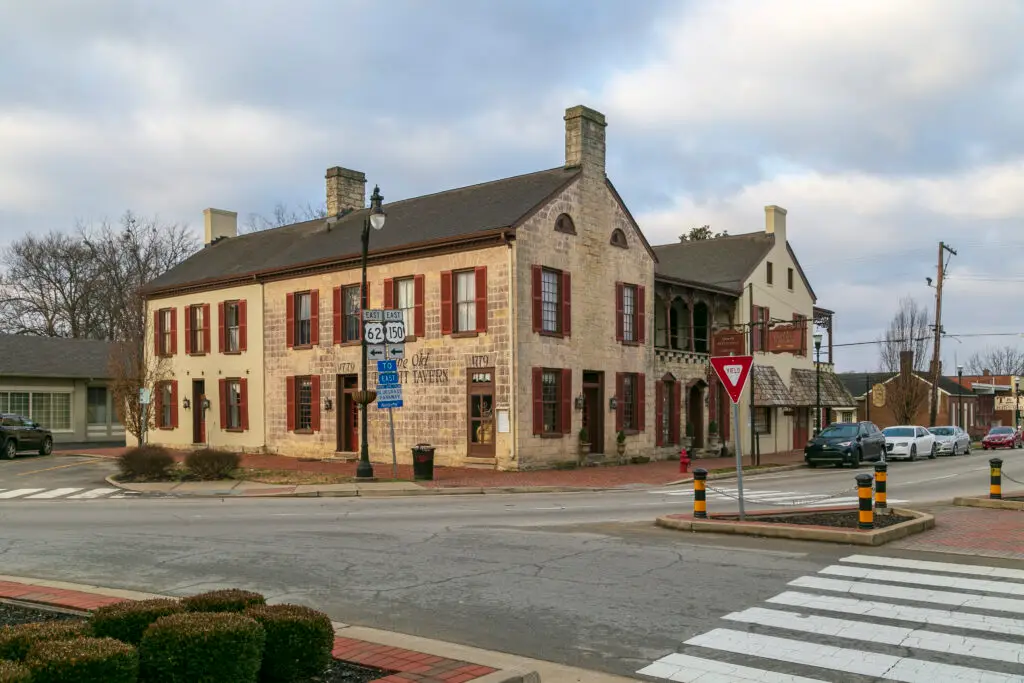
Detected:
[65,446,805,489]
[891,505,1024,560]
[0,579,498,683]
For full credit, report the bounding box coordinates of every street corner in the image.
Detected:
[0,453,128,501]
[889,504,1024,561]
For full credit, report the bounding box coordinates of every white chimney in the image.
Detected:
[204,208,237,246]
[764,205,787,243]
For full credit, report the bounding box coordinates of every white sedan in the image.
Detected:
[882,425,937,461]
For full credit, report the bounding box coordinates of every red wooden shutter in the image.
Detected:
[562,272,571,338]
[170,381,179,429]
[202,304,211,353]
[310,290,320,345]
[672,382,682,444]
[332,287,342,345]
[217,302,225,353]
[531,266,542,332]
[615,283,624,342]
[763,307,770,352]
[239,378,249,430]
[153,384,163,428]
[532,368,543,435]
[414,275,425,337]
[219,379,228,427]
[637,286,646,344]
[440,271,453,335]
[383,278,394,309]
[615,372,624,432]
[153,311,160,357]
[239,300,247,351]
[638,373,646,431]
[311,376,321,432]
[474,266,487,333]
[655,381,664,446]
[560,368,572,434]
[184,307,193,354]
[169,308,177,354]
[286,377,296,431]
[286,294,295,348]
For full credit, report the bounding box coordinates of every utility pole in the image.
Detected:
[929,241,957,426]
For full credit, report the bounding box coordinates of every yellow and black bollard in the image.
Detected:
[874,462,887,511]
[693,468,708,519]
[990,458,1003,500]
[856,473,873,530]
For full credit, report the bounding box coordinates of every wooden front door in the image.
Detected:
[583,371,604,454]
[793,408,809,449]
[337,374,359,452]
[468,368,496,457]
[192,379,206,444]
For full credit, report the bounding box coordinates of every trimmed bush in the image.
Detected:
[0,661,31,683]
[184,448,241,480]
[139,612,265,683]
[183,589,265,613]
[26,636,137,683]
[91,597,183,645]
[117,445,175,481]
[245,604,334,682]
[0,620,91,661]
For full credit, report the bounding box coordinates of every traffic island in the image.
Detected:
[953,493,1024,510]
[656,507,934,546]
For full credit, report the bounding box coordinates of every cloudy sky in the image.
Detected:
[3,0,1023,372]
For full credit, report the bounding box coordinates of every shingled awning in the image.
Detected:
[753,365,794,406]
[790,368,856,407]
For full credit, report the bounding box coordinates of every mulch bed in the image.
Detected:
[0,600,384,683]
[716,510,915,529]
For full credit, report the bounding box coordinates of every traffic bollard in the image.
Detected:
[856,473,873,530]
[990,457,1003,500]
[873,462,887,511]
[693,468,708,519]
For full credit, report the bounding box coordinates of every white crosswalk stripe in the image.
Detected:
[637,553,1024,682]
[0,487,127,500]
[67,487,122,499]
[652,486,908,508]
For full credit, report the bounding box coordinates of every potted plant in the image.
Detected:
[683,422,694,449]
[577,426,591,464]
[708,420,720,448]
[616,430,627,460]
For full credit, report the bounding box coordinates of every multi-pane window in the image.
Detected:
[87,387,108,425]
[226,380,242,430]
[766,261,774,285]
[1,392,29,417]
[189,305,206,353]
[0,392,70,430]
[224,301,241,352]
[455,271,476,332]
[622,285,637,342]
[296,377,313,431]
[396,278,415,335]
[541,370,561,434]
[541,269,560,333]
[159,309,173,355]
[787,267,794,290]
[755,407,772,434]
[622,374,637,430]
[295,292,312,346]
[159,382,173,429]
[343,286,361,342]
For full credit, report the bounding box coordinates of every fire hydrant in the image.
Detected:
[679,447,691,474]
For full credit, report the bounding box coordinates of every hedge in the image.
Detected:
[117,445,175,481]
[91,598,183,645]
[183,449,241,480]
[139,612,265,683]
[26,637,137,683]
[0,661,31,683]
[182,589,266,613]
[245,604,334,682]
[0,620,91,661]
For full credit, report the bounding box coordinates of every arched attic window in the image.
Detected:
[554,213,576,235]
[610,228,628,248]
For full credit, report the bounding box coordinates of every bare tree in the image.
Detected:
[679,225,729,241]
[242,201,326,234]
[886,372,930,425]
[879,297,932,372]
[108,339,170,444]
[964,346,1024,376]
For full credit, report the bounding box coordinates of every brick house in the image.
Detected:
[953,372,1020,436]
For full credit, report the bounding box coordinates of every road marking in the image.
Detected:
[25,488,84,499]
[0,489,44,499]
[821,564,1024,596]
[655,489,907,507]
[14,459,103,476]
[767,591,1024,638]
[66,488,120,499]
[637,652,827,682]
[841,554,1024,581]
[789,575,1024,614]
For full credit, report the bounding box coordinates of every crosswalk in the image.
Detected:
[0,487,135,500]
[637,554,1024,682]
[653,486,909,509]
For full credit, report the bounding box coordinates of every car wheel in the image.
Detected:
[2,440,16,460]
[929,443,937,459]
[966,443,971,455]
[807,461,817,468]
[910,445,917,461]
[39,437,52,456]
[851,449,861,468]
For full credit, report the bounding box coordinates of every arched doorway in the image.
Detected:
[688,382,705,448]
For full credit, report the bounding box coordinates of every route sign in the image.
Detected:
[377,360,397,373]
[383,309,403,322]
[709,355,754,404]
[363,321,385,345]
[362,309,383,322]
[139,388,152,405]
[367,344,386,361]
[377,372,400,385]
[376,384,403,409]
[384,320,405,344]
[387,343,405,359]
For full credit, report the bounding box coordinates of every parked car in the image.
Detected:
[981,426,1022,450]
[804,421,886,468]
[928,426,971,456]
[0,414,54,459]
[882,425,936,461]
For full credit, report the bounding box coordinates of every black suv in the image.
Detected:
[0,414,53,459]
[804,421,885,468]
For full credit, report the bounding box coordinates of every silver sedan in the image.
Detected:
[928,425,971,456]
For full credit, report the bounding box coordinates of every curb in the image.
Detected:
[665,462,806,487]
[953,494,1024,510]
[655,507,935,546]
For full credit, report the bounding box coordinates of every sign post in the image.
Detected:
[709,354,754,520]
[376,311,407,480]
[139,388,152,446]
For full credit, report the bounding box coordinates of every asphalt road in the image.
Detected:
[0,450,1020,678]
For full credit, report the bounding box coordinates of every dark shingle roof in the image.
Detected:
[753,365,794,406]
[790,369,857,407]
[652,233,775,293]
[836,371,971,398]
[147,167,580,293]
[0,335,113,379]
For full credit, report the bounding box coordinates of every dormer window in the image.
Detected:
[610,228,628,249]
[555,213,576,235]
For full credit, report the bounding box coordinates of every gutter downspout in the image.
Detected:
[505,232,518,469]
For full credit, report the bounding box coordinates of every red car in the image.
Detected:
[981,426,1022,450]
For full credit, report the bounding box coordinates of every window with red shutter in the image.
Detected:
[311,376,321,432]
[440,271,453,335]
[169,308,177,354]
[332,287,342,345]
[153,383,164,428]
[239,378,249,430]
[286,377,296,432]
[638,373,646,431]
[534,368,568,435]
[184,306,193,354]
[615,283,624,342]
[390,278,415,339]
[655,381,664,446]
[239,300,247,352]
[202,304,211,353]
[219,379,228,427]
[383,278,394,309]
[414,274,425,337]
[637,286,646,344]
[286,294,295,348]
[531,266,543,333]
[170,381,179,429]
[218,302,226,353]
[474,266,487,333]
[672,382,682,445]
[532,368,543,436]
[615,372,624,432]
[560,368,572,434]
[310,290,320,346]
[562,272,571,337]
[153,310,160,357]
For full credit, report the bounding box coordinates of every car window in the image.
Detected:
[819,424,858,438]
[930,427,953,436]
[1,416,22,427]
[990,427,1013,435]
[883,427,914,437]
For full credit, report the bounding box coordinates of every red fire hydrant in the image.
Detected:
[679,447,691,474]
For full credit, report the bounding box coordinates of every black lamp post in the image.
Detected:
[356,186,387,480]
[957,364,964,431]
[1016,377,1021,432]
[813,333,823,435]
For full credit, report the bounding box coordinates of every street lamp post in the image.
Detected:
[813,333,823,435]
[356,186,387,480]
[957,365,964,431]
[1016,378,1021,432]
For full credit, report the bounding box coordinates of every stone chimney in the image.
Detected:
[564,105,606,178]
[983,369,991,376]
[203,208,237,246]
[899,350,913,378]
[765,205,787,243]
[325,166,367,217]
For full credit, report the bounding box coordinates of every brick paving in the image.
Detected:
[891,505,1024,560]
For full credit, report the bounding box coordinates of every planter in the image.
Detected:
[708,434,720,449]
[577,442,591,465]
[630,455,651,464]
[616,442,626,458]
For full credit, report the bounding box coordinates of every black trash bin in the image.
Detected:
[412,443,436,481]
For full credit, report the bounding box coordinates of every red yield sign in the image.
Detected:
[709,355,753,404]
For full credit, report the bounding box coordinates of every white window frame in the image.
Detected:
[0,389,74,432]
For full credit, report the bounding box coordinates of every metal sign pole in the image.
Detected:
[733,401,745,520]
[388,405,398,481]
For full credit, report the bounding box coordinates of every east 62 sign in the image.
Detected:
[363,320,405,344]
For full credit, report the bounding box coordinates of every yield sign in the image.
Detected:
[709,355,754,404]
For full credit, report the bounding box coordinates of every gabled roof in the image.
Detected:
[0,335,113,379]
[837,371,972,398]
[753,365,793,406]
[789,369,856,407]
[146,167,581,294]
[652,233,774,293]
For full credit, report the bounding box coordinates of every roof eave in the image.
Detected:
[654,273,742,296]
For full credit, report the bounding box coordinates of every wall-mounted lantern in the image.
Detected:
[182,398,191,410]
[324,397,333,412]
[609,396,618,411]
[574,394,585,410]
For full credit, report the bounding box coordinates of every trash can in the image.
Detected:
[412,443,436,481]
